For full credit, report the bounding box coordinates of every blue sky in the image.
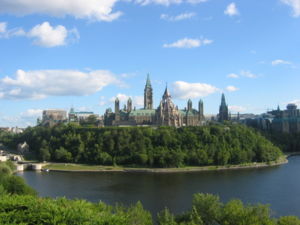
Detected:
[0,0,299,127]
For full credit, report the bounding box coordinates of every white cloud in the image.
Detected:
[163,38,213,48]
[227,73,239,79]
[229,105,246,112]
[0,22,79,47]
[289,99,300,107]
[227,71,258,79]
[28,22,75,47]
[136,0,207,6]
[280,0,300,17]
[0,22,7,33]
[20,109,43,118]
[0,69,122,100]
[271,59,292,66]
[160,12,196,21]
[240,70,257,78]
[224,2,239,16]
[110,94,144,107]
[0,0,121,22]
[172,81,219,99]
[226,85,239,92]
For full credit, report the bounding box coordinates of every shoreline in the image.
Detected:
[42,155,288,173]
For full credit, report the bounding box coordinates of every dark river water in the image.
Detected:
[18,156,300,218]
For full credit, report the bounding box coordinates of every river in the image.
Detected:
[18,156,300,218]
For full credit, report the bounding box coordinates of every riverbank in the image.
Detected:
[42,155,288,173]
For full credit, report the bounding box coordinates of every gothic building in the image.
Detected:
[218,93,229,122]
[104,75,205,127]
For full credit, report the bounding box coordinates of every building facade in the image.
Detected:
[269,104,300,133]
[41,110,68,127]
[104,76,205,127]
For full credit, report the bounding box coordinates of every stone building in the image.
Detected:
[269,104,300,133]
[104,75,205,127]
[41,110,67,127]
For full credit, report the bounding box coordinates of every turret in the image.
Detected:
[127,98,132,112]
[115,98,120,121]
[187,99,192,111]
[198,99,204,120]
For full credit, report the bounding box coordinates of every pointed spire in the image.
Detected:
[146,74,151,87]
[115,97,119,103]
[221,93,226,106]
[163,83,171,99]
[128,97,132,102]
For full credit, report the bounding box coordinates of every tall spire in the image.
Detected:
[144,74,153,109]
[219,93,229,122]
[146,74,151,87]
[163,83,171,100]
[221,93,226,106]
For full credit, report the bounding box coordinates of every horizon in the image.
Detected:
[0,0,299,127]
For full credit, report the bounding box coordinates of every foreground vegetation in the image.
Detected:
[2,124,282,168]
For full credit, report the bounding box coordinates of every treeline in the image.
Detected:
[262,131,300,152]
[1,190,300,225]
[7,124,281,167]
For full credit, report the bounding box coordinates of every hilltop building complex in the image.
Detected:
[104,75,205,127]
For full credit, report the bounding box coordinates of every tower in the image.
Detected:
[187,99,192,111]
[144,74,153,110]
[198,99,204,120]
[115,97,120,121]
[219,93,229,122]
[127,98,132,113]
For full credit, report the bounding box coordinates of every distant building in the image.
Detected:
[68,108,103,127]
[218,93,229,122]
[69,109,95,122]
[104,75,205,127]
[41,110,67,127]
[269,104,300,133]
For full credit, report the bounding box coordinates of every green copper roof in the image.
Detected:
[146,74,151,87]
[129,109,156,116]
[180,109,199,116]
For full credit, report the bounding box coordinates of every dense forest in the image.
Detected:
[261,131,300,153]
[1,163,300,225]
[1,123,282,167]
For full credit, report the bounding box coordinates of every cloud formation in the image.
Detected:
[0,22,7,33]
[110,94,144,107]
[136,0,207,6]
[224,2,239,16]
[172,81,219,99]
[0,0,121,22]
[0,69,122,100]
[160,12,196,21]
[0,22,79,47]
[228,105,246,112]
[226,85,239,92]
[240,70,258,78]
[271,59,292,66]
[163,38,213,48]
[227,71,258,79]
[280,0,300,17]
[227,73,239,79]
